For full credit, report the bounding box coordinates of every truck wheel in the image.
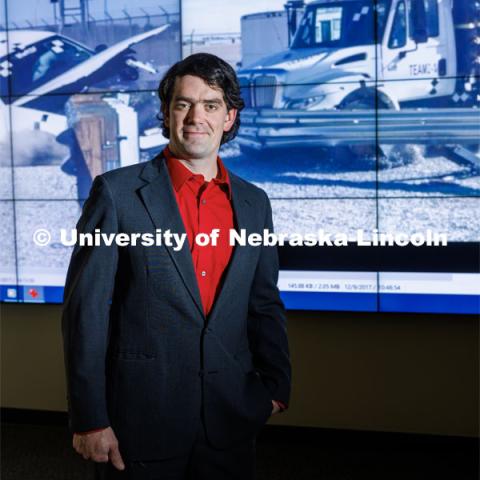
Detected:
[338,98,378,164]
[338,95,393,166]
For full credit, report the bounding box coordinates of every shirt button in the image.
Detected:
[201,199,207,205]
[201,270,206,277]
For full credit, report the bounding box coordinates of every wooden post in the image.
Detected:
[66,94,120,180]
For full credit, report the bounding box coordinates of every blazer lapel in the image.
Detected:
[138,154,205,319]
[207,173,255,325]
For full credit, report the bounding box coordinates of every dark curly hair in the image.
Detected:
[157,53,245,145]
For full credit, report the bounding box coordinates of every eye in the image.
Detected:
[175,102,189,110]
[205,103,219,111]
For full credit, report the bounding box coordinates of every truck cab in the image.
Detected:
[238,0,458,110]
[379,0,456,103]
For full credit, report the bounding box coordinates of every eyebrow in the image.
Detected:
[173,96,223,105]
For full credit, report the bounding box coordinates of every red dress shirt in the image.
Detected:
[163,147,234,316]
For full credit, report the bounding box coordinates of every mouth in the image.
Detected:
[183,131,208,136]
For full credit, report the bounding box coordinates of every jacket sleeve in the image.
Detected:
[61,174,119,433]
[248,191,292,407]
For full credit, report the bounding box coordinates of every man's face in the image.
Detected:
[164,75,237,161]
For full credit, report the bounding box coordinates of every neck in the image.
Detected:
[168,145,218,181]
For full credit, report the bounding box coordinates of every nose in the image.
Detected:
[185,102,204,124]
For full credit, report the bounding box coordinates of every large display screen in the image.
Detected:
[1,0,479,313]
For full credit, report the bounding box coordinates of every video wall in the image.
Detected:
[1,0,479,313]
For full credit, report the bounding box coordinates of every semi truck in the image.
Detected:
[237,0,479,157]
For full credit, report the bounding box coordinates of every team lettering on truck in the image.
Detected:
[409,63,439,76]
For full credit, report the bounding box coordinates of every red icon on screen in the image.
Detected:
[28,288,39,298]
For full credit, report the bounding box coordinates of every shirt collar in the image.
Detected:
[163,146,231,199]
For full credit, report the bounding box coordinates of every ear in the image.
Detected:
[223,108,237,132]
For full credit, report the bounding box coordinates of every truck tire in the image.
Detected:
[338,92,393,166]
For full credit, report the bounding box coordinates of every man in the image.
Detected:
[62,53,291,479]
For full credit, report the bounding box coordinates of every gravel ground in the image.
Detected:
[1,137,478,286]
[221,141,480,242]
[0,166,13,200]
[13,166,79,200]
[0,201,16,284]
[13,201,81,285]
[270,198,377,237]
[378,197,480,242]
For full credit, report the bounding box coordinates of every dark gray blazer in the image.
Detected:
[61,152,291,461]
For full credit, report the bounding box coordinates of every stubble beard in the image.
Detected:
[177,132,219,160]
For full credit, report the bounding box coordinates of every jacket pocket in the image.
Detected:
[111,350,156,360]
